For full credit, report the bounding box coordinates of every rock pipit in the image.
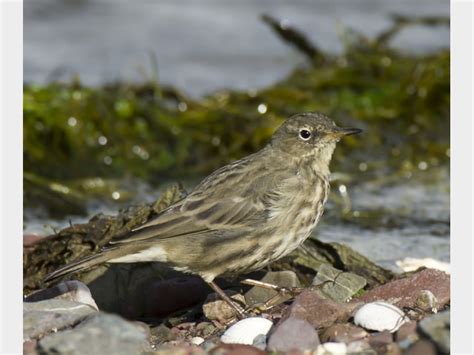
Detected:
[45,112,361,317]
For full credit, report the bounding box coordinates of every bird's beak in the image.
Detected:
[327,127,362,139]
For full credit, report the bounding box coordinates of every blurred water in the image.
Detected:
[25,0,449,97]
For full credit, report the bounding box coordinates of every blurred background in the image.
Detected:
[24,0,450,271]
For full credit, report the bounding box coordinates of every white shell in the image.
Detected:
[220,317,273,345]
[316,342,348,355]
[353,302,408,333]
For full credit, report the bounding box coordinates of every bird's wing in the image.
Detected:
[109,155,292,245]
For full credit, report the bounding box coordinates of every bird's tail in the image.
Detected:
[44,248,121,283]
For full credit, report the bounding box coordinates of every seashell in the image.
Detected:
[353,301,408,333]
[220,317,273,345]
[316,342,348,354]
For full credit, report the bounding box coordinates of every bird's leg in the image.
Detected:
[240,278,305,313]
[207,281,246,319]
[241,278,304,296]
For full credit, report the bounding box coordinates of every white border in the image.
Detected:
[451,1,474,354]
[0,1,472,354]
[0,0,23,354]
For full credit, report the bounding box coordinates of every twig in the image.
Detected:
[261,14,324,62]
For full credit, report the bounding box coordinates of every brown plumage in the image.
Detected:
[45,112,361,316]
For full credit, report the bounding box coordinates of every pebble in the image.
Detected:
[267,316,320,352]
[320,323,368,343]
[315,342,348,355]
[220,317,273,345]
[353,268,450,310]
[418,311,450,354]
[312,264,367,303]
[244,271,300,306]
[281,289,356,330]
[25,280,99,311]
[24,299,97,341]
[38,313,151,354]
[414,290,438,314]
[353,301,408,333]
[203,291,246,323]
[190,336,205,346]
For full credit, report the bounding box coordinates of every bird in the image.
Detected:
[45,112,361,317]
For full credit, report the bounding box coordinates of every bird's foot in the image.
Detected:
[207,281,248,320]
[240,278,304,313]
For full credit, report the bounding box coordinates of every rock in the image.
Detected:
[203,291,246,322]
[267,316,320,352]
[395,321,418,342]
[190,336,205,345]
[150,324,174,345]
[353,269,450,310]
[404,340,438,355]
[346,340,374,354]
[315,342,348,355]
[367,330,393,348]
[211,343,267,355]
[38,313,151,354]
[312,264,367,303]
[25,280,98,310]
[195,321,216,338]
[396,258,450,274]
[244,271,300,306]
[353,302,408,333]
[320,323,368,343]
[154,343,207,355]
[367,331,401,355]
[220,317,273,345]
[281,289,355,330]
[252,334,267,350]
[418,311,450,354]
[23,340,38,355]
[23,299,97,340]
[414,290,438,314]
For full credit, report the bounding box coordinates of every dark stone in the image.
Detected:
[38,313,151,354]
[418,311,450,354]
[267,316,320,352]
[23,299,97,341]
[124,275,209,318]
[280,289,356,330]
[244,271,300,306]
[320,323,368,343]
[353,269,450,310]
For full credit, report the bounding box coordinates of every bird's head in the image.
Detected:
[270,112,361,171]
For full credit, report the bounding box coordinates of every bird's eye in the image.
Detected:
[299,129,312,140]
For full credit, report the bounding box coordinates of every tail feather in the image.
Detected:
[44,248,120,283]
